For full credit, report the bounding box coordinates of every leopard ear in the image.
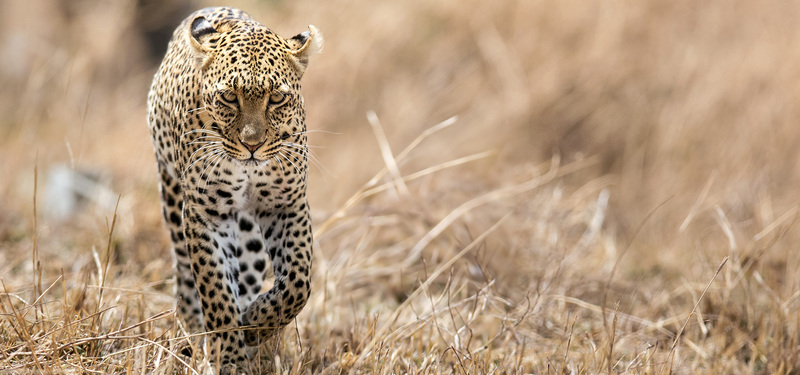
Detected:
[188,16,219,68]
[287,25,323,76]
[190,16,218,50]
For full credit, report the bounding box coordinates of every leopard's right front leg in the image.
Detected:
[183,201,247,369]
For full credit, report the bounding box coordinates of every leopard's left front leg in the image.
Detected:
[183,198,248,369]
[241,198,313,345]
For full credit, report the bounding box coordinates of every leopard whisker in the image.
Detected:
[270,154,282,171]
[281,146,331,179]
[181,129,224,142]
[282,143,324,163]
[188,138,223,145]
[279,146,305,165]
[185,147,223,174]
[280,142,309,155]
[290,129,340,136]
[189,133,223,138]
[182,128,222,136]
[202,120,223,133]
[274,152,286,175]
[281,142,331,177]
[183,148,224,179]
[277,150,301,175]
[288,142,324,149]
[282,136,324,149]
[198,151,225,193]
[186,142,223,166]
[201,152,226,193]
[185,145,220,171]
[190,132,225,140]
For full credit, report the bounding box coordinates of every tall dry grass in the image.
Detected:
[2,0,800,373]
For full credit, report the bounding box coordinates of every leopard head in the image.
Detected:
[188,15,322,163]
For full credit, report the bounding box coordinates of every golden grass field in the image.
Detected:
[2,0,800,373]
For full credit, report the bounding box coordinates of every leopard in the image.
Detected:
[146,6,322,372]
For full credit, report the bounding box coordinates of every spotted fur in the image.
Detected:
[146,7,321,372]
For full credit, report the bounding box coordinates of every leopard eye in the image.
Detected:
[220,91,238,105]
[268,91,287,106]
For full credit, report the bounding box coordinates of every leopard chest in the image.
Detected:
[202,159,304,216]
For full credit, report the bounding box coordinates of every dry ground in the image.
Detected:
[2,0,800,373]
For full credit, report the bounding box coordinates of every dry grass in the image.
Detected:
[2,0,800,373]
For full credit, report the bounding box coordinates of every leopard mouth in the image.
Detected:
[224,138,289,167]
[235,150,276,165]
[242,142,281,161]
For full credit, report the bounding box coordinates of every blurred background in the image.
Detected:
[2,0,800,372]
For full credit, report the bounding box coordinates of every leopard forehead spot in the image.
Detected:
[146,6,321,370]
[206,27,294,96]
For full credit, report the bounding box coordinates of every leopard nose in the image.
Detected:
[241,139,265,153]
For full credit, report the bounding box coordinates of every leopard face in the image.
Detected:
[189,17,316,164]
